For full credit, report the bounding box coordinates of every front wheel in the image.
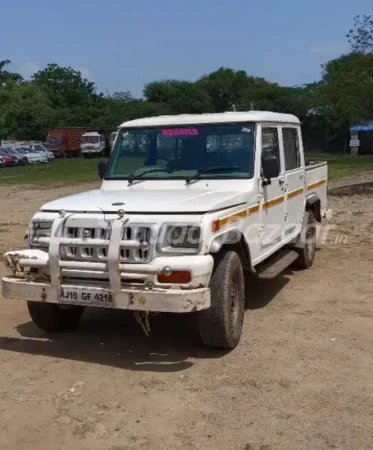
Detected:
[197,250,245,350]
[27,302,84,332]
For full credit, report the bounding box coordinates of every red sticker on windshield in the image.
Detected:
[162,128,199,137]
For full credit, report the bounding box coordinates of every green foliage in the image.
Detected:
[197,67,262,112]
[347,11,373,53]
[0,83,54,140]
[32,64,96,108]
[144,80,213,114]
[319,52,373,128]
[2,10,373,146]
[0,59,23,85]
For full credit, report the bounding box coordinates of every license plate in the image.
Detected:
[59,288,115,307]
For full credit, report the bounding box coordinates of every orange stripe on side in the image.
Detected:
[307,179,326,191]
[213,204,259,232]
[248,204,260,214]
[263,196,284,209]
[287,187,304,199]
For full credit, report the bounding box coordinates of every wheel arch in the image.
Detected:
[209,229,254,273]
[306,193,321,222]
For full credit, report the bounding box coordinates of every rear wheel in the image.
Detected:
[197,250,245,350]
[295,210,317,269]
[27,302,84,332]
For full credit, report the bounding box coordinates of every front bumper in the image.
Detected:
[2,211,214,313]
[2,213,214,313]
[2,277,210,313]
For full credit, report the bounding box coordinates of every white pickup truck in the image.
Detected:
[2,112,331,349]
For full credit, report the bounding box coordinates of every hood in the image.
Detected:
[41,187,249,214]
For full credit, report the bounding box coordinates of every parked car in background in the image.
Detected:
[29,144,55,161]
[0,148,27,165]
[0,150,17,166]
[15,147,48,164]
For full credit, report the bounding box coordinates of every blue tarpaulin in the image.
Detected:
[350,123,373,132]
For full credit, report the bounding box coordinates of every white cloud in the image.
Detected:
[310,43,348,55]
[75,67,94,81]
[17,61,41,79]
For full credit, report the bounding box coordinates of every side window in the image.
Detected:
[262,127,280,166]
[282,127,300,170]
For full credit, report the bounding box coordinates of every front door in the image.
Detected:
[259,125,285,252]
[281,126,305,237]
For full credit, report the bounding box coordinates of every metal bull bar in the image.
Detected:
[19,213,160,304]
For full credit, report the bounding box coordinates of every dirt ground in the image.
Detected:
[0,183,373,450]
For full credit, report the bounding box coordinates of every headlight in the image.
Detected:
[30,221,53,247]
[170,226,200,248]
[157,224,202,254]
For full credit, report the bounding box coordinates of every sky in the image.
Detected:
[2,0,372,97]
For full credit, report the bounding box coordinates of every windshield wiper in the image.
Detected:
[185,166,240,184]
[127,167,174,183]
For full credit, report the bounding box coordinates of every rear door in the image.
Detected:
[281,126,305,237]
[259,125,286,251]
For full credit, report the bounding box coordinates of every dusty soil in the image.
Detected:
[0,183,373,450]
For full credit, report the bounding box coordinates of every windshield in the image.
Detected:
[15,148,27,154]
[107,123,255,180]
[82,136,99,144]
[46,139,61,146]
[33,145,46,152]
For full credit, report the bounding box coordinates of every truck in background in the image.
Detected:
[45,128,91,158]
[80,131,106,158]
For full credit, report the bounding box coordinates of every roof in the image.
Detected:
[119,111,300,128]
[350,123,373,132]
[82,131,100,136]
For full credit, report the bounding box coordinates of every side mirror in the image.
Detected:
[98,160,109,179]
[262,154,280,184]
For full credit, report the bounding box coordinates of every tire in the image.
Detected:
[295,210,317,269]
[197,250,245,350]
[27,301,84,332]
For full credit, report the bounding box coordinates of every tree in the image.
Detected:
[93,94,173,132]
[32,64,97,108]
[347,12,373,53]
[144,80,213,114]
[0,59,23,85]
[317,53,373,129]
[0,83,54,140]
[197,67,267,112]
[111,91,134,102]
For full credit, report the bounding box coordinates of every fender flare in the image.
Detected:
[208,228,254,272]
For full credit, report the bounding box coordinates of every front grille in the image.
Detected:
[61,224,153,263]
